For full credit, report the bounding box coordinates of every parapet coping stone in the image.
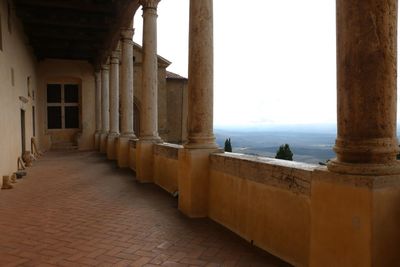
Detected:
[154,143,183,160]
[210,152,316,196]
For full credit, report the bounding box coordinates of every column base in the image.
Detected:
[100,132,108,153]
[117,135,137,168]
[178,147,221,218]
[94,132,101,150]
[136,139,160,183]
[310,168,400,266]
[327,158,400,176]
[107,133,119,160]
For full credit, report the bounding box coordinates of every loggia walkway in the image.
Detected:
[0,151,290,266]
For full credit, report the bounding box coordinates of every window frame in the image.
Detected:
[46,83,80,131]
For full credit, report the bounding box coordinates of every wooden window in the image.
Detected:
[47,83,80,130]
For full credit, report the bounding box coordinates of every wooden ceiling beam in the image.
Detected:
[27,30,105,42]
[14,0,114,14]
[21,17,112,30]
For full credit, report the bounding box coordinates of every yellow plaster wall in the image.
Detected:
[0,0,37,182]
[373,186,400,266]
[208,153,313,267]
[37,59,95,151]
[310,171,372,267]
[153,143,181,194]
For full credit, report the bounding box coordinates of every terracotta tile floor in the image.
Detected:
[0,151,291,267]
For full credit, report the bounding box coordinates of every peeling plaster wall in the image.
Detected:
[0,0,37,183]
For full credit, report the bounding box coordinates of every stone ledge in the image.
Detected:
[210,153,316,196]
[154,143,183,160]
[314,167,400,189]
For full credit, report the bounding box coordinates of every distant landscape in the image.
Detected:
[214,124,337,164]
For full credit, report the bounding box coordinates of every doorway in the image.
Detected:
[20,109,25,155]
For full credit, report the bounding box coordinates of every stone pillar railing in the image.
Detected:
[94,69,102,150]
[100,63,110,153]
[117,24,137,168]
[178,0,220,218]
[107,49,120,160]
[136,0,162,183]
[327,0,400,175]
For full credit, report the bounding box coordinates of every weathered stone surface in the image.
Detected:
[140,2,160,141]
[211,153,314,196]
[154,143,182,160]
[329,0,400,175]
[185,0,217,149]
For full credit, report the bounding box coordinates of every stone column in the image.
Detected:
[310,1,400,266]
[178,0,220,218]
[117,25,137,168]
[94,70,102,150]
[107,49,120,160]
[327,0,400,176]
[140,0,160,141]
[136,0,161,183]
[100,63,110,153]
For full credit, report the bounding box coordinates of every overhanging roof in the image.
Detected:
[13,0,140,65]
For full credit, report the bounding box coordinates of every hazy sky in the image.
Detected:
[134,0,338,127]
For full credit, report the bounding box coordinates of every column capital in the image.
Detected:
[121,28,135,41]
[110,51,120,64]
[101,64,110,71]
[141,0,160,9]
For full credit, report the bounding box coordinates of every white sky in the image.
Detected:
[134,1,338,127]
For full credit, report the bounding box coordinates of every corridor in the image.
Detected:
[0,151,289,267]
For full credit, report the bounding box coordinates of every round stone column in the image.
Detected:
[95,70,102,134]
[109,50,120,135]
[140,0,161,141]
[100,63,110,153]
[185,0,217,149]
[101,64,110,134]
[94,70,102,150]
[120,27,136,138]
[107,50,120,160]
[328,0,400,175]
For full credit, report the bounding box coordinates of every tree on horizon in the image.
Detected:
[224,138,232,152]
[275,144,293,161]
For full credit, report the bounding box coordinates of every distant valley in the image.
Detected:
[214,125,337,164]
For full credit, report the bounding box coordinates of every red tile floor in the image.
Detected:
[0,151,291,267]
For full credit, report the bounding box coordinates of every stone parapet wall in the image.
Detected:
[209,153,316,267]
[211,153,314,196]
[153,143,182,193]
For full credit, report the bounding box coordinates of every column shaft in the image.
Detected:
[95,70,102,133]
[101,64,110,133]
[109,51,120,134]
[120,28,136,137]
[140,0,160,140]
[185,0,216,149]
[328,0,400,175]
